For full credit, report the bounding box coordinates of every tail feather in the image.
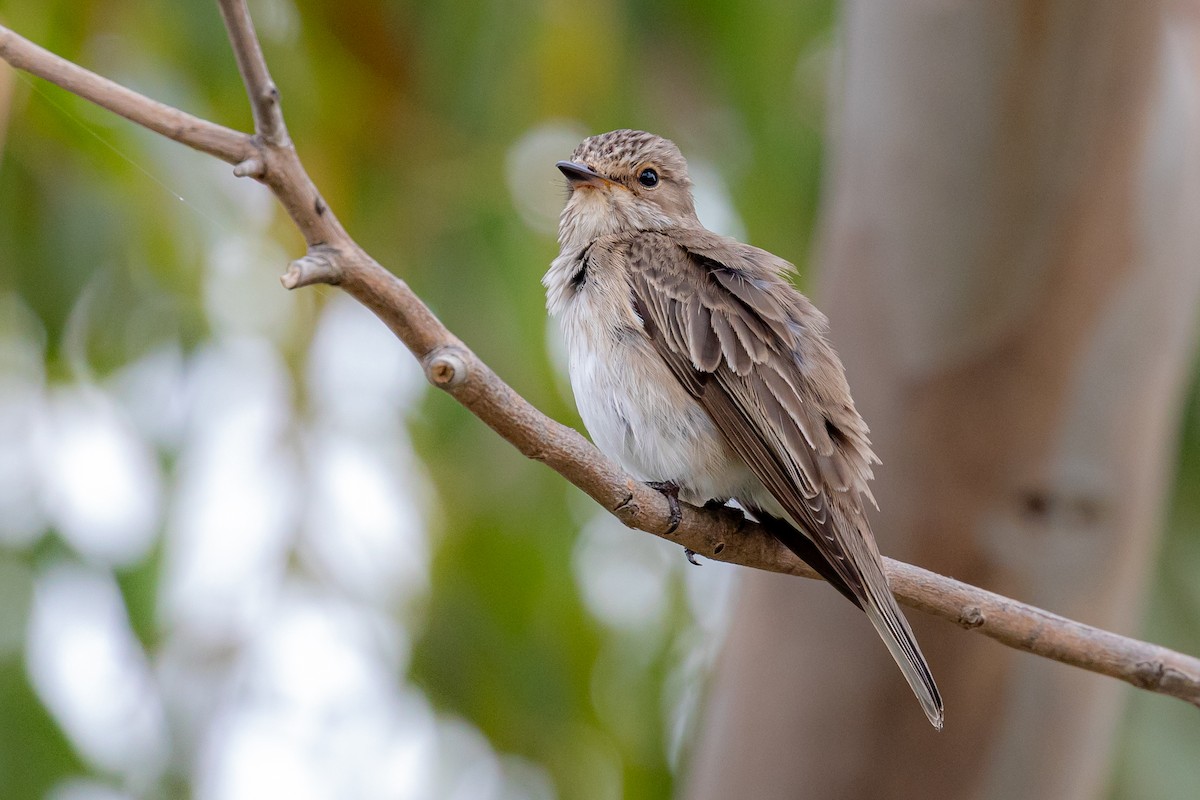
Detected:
[863,592,944,730]
[751,504,943,728]
[752,507,863,610]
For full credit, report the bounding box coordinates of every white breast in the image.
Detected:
[550,257,757,505]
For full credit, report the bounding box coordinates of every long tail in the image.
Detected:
[752,506,943,729]
[862,585,944,730]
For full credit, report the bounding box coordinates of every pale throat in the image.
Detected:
[557,187,674,252]
[557,190,624,252]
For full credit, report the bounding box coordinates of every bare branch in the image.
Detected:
[0,25,252,164]
[216,0,287,145]
[2,15,1199,710]
[886,560,1200,706]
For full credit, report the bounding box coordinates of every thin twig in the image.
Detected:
[216,0,287,145]
[0,25,251,164]
[1,9,1198,709]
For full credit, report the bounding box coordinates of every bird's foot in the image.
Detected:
[684,548,701,566]
[646,480,682,534]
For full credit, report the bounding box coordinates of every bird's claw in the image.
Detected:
[644,482,696,562]
[646,480,682,534]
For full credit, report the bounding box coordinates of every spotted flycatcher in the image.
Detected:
[544,129,943,728]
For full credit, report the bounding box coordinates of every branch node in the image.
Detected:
[613,491,635,513]
[959,606,986,629]
[282,245,341,289]
[423,346,470,389]
[1133,659,1165,690]
[233,157,265,178]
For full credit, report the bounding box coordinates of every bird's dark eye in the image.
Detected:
[638,168,659,188]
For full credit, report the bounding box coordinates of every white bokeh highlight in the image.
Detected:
[36,387,162,566]
[304,431,430,606]
[189,580,556,800]
[305,293,426,431]
[109,344,189,450]
[572,512,674,634]
[303,295,432,606]
[27,564,169,786]
[161,337,297,642]
[506,121,589,235]
[205,234,302,342]
[690,160,748,242]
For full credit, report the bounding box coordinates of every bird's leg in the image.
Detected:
[646,480,682,534]
[681,500,727,565]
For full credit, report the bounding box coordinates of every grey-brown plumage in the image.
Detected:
[544,129,943,729]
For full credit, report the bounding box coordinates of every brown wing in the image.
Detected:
[623,230,880,601]
[622,230,943,728]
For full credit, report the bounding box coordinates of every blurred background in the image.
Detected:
[0,1,1197,799]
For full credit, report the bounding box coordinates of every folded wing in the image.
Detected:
[619,230,943,729]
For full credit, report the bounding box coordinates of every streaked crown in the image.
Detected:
[569,129,692,191]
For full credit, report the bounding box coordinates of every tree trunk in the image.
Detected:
[684,2,1200,798]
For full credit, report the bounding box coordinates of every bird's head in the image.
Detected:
[556,129,700,248]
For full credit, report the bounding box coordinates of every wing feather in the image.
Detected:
[711,311,752,375]
[626,232,873,590]
[712,267,791,323]
[725,310,772,362]
[686,298,721,371]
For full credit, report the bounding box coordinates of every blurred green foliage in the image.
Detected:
[1111,377,1200,798]
[0,1,1197,799]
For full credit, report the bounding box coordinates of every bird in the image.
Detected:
[543,129,943,729]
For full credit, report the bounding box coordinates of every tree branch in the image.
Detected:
[2,8,1199,710]
[216,0,287,146]
[0,24,251,164]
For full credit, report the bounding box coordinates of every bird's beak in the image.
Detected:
[557,160,606,188]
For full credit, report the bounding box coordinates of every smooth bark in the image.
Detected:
[685,3,1200,799]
